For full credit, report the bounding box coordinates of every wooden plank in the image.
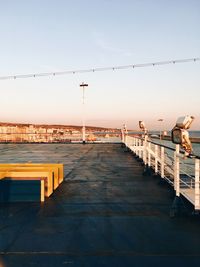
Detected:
[0,163,64,184]
[0,166,59,190]
[2,177,46,202]
[41,180,45,202]
[0,179,44,202]
[0,171,53,197]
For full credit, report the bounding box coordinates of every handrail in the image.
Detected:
[123,134,200,211]
[135,136,200,159]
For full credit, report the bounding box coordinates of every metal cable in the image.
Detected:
[0,57,199,80]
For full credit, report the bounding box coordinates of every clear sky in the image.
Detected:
[0,0,199,130]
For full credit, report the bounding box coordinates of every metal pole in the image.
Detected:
[80,82,88,144]
[135,138,138,156]
[139,139,142,158]
[143,135,147,165]
[121,128,124,143]
[133,137,136,153]
[174,144,180,196]
[161,146,165,178]
[155,145,158,173]
[82,86,85,143]
[124,132,127,146]
[136,138,138,154]
[123,124,128,146]
[195,159,200,210]
[137,138,139,156]
[148,142,151,167]
[158,119,163,141]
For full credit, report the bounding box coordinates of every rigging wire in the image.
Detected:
[0,57,199,80]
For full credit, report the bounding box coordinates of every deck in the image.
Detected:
[1,144,200,267]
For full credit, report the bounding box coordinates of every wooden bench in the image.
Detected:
[0,163,64,185]
[0,178,45,202]
[0,163,64,202]
[0,170,53,197]
[0,166,58,190]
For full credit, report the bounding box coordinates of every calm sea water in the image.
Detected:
[127,131,200,156]
[100,132,200,156]
[190,131,200,137]
[149,130,200,138]
[190,131,200,156]
[150,138,200,157]
[160,140,200,156]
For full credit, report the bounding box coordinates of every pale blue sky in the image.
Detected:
[0,0,199,130]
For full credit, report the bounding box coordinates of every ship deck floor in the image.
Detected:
[1,144,200,267]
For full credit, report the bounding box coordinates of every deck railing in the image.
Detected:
[123,134,200,211]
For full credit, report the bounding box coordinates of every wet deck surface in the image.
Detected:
[1,144,200,267]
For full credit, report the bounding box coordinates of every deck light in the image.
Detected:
[80,82,88,144]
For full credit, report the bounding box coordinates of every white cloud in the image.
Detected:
[93,31,133,57]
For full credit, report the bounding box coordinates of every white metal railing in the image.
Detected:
[123,134,200,211]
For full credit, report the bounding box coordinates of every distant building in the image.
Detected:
[0,123,119,143]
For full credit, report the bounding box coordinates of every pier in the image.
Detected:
[1,143,200,267]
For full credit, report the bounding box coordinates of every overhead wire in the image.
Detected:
[0,57,199,80]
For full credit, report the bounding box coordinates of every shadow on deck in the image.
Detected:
[0,144,200,267]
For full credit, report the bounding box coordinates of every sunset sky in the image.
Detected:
[0,0,199,130]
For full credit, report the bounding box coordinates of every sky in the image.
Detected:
[0,0,199,130]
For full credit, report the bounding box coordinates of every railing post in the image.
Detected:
[126,135,128,147]
[124,133,127,147]
[121,130,124,143]
[143,135,147,165]
[195,159,200,210]
[132,137,135,153]
[139,139,142,158]
[136,138,139,157]
[161,146,165,178]
[135,138,138,155]
[148,142,151,167]
[155,145,158,173]
[174,144,180,196]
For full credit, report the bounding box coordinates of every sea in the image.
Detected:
[98,131,200,156]
[150,130,200,157]
[150,139,200,157]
